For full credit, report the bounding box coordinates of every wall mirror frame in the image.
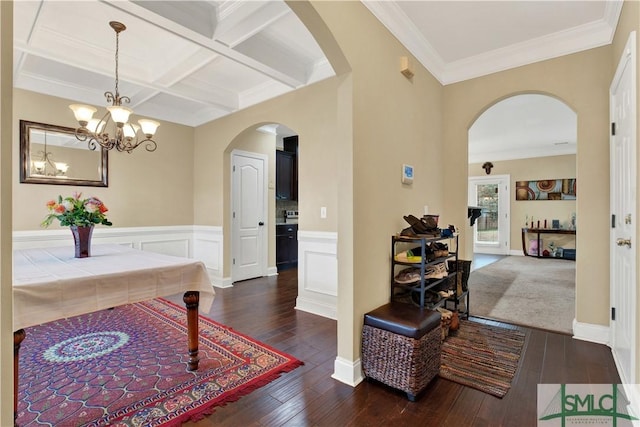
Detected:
[20,120,108,187]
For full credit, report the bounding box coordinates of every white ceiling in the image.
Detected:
[13,1,622,159]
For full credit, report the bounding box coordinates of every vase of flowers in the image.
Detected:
[41,192,112,258]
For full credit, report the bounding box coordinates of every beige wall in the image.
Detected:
[311,1,446,360]
[469,155,577,253]
[612,0,640,384]
[12,89,195,230]
[444,46,612,329]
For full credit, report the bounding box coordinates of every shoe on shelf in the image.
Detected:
[394,268,421,284]
[424,266,441,280]
[425,263,447,280]
[395,249,422,263]
[438,290,454,298]
[436,306,453,319]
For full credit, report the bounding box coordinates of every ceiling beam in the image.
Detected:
[102,0,306,88]
[14,41,237,112]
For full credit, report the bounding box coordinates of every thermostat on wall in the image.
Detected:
[402,164,414,185]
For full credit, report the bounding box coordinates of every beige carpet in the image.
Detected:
[468,256,575,334]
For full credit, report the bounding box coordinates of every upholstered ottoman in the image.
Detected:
[361,302,441,401]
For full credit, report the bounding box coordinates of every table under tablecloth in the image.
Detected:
[13,244,215,330]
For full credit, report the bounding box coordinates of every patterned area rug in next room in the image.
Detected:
[16,298,303,426]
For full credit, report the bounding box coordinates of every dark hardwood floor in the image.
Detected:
[166,268,620,427]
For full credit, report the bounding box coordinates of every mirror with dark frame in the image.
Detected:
[20,120,108,187]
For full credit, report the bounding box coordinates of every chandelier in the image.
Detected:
[69,21,159,153]
[32,130,69,177]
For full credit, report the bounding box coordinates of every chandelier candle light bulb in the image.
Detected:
[69,21,159,153]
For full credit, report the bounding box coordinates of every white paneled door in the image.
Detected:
[610,32,637,387]
[231,150,268,282]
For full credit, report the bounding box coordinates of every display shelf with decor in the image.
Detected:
[521,228,576,260]
[391,234,460,310]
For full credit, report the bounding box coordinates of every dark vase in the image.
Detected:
[70,225,94,258]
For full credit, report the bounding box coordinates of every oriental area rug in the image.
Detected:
[16,298,303,426]
[439,320,526,398]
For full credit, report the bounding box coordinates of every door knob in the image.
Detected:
[616,238,632,248]
[258,222,264,226]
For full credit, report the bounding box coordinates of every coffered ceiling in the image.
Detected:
[13,1,623,160]
[13,0,334,127]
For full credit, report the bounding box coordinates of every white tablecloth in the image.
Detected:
[13,244,215,330]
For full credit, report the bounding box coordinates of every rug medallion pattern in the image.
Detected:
[17,298,303,426]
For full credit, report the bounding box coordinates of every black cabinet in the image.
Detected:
[276,150,297,200]
[276,224,298,270]
[277,136,298,201]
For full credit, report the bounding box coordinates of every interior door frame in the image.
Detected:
[468,174,511,255]
[231,149,268,282]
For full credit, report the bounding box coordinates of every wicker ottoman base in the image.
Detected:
[361,305,441,401]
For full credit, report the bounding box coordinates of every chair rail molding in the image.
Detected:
[13,225,225,287]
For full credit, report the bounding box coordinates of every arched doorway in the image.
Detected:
[226,123,299,284]
[467,93,578,333]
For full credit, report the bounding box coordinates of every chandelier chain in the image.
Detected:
[114,30,119,100]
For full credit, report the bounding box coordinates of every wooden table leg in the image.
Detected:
[183,291,200,371]
[14,329,25,425]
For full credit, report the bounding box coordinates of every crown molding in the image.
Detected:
[363,0,623,86]
[362,1,446,84]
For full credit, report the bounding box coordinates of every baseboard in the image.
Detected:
[572,319,610,345]
[331,356,364,387]
[295,296,337,320]
[214,277,234,289]
[267,266,278,276]
[620,383,640,422]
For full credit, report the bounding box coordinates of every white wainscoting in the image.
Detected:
[295,230,338,320]
[13,225,225,287]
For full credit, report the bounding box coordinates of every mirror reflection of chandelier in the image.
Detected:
[32,131,69,177]
[69,21,160,154]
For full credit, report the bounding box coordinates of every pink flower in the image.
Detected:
[84,201,99,213]
[73,191,82,200]
[53,204,65,214]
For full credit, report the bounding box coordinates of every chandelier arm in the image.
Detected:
[73,129,89,142]
[44,151,57,170]
[87,139,100,151]
[143,139,158,152]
